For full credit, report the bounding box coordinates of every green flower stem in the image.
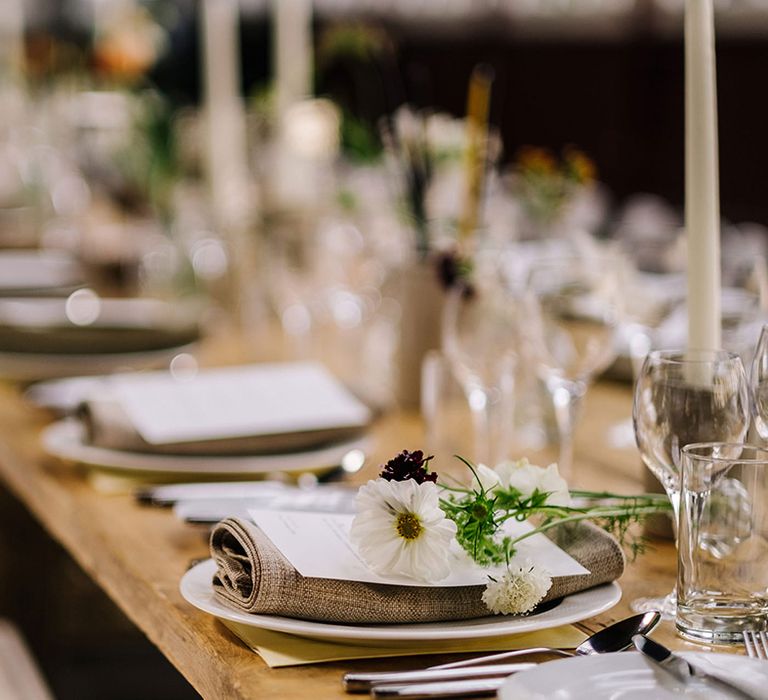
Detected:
[570,490,671,504]
[503,505,667,549]
[437,484,474,494]
[492,498,669,524]
[435,456,672,566]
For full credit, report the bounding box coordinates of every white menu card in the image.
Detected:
[107,362,371,445]
[248,509,589,587]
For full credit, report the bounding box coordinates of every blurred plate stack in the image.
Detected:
[0,290,201,381]
[0,250,84,297]
[38,362,372,481]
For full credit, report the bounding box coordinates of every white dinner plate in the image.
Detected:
[42,419,370,477]
[180,559,621,645]
[0,251,83,296]
[25,375,111,413]
[499,650,768,699]
[0,296,200,354]
[0,343,197,381]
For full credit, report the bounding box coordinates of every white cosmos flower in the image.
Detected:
[350,478,457,583]
[472,463,501,492]
[476,458,570,507]
[482,560,552,615]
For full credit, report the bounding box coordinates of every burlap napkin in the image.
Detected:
[78,399,366,456]
[210,517,625,624]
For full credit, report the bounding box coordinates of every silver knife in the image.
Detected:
[632,634,759,699]
[343,663,535,693]
[371,677,507,698]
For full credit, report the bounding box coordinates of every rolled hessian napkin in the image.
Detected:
[210,517,625,624]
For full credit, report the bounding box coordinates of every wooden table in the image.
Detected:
[0,338,724,699]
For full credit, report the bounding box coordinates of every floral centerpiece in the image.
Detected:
[351,450,670,615]
[382,105,501,260]
[382,106,492,406]
[510,145,597,240]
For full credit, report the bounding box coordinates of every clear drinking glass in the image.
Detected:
[750,323,768,439]
[677,442,768,644]
[633,350,750,616]
[421,350,475,466]
[525,252,622,479]
[442,262,523,468]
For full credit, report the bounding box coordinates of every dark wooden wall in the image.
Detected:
[150,17,768,225]
[393,36,768,225]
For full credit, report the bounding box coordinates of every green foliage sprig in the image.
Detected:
[438,456,672,566]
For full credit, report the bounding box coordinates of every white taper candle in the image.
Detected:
[200,0,251,227]
[273,0,313,124]
[0,0,24,81]
[685,0,721,351]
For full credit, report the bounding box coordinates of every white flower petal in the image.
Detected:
[408,541,451,581]
[482,560,552,615]
[505,463,541,497]
[491,458,570,505]
[350,477,456,583]
[472,464,501,492]
[372,540,407,574]
[539,463,571,506]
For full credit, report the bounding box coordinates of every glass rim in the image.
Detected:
[682,442,768,464]
[647,348,742,365]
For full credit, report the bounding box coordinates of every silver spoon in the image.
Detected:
[342,611,661,693]
[430,610,661,670]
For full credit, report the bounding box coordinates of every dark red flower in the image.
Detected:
[435,250,475,298]
[379,450,438,484]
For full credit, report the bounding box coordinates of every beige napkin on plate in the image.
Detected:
[221,621,588,667]
[210,517,624,624]
[78,399,366,456]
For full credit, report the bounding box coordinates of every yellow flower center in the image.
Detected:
[395,512,423,540]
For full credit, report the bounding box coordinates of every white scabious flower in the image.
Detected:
[482,560,553,615]
[351,478,457,583]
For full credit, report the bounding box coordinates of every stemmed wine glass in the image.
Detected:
[442,256,523,467]
[525,252,622,479]
[633,349,750,616]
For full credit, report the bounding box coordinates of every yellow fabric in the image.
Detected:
[221,621,587,668]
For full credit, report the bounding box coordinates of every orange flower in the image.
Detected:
[563,146,596,183]
[516,146,557,175]
[92,6,165,84]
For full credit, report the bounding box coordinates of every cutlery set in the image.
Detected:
[342,613,767,699]
[632,634,758,699]
[343,612,659,697]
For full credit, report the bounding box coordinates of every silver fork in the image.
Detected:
[743,630,768,659]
